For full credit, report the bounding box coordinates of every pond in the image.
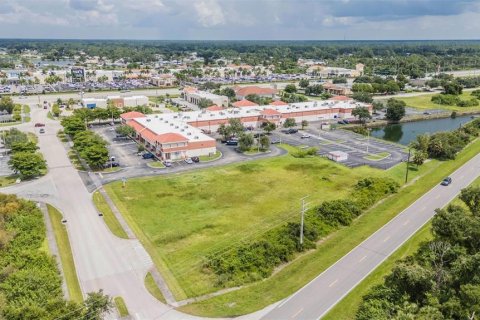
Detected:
[370,115,475,145]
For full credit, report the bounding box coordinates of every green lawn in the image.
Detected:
[177,138,480,317]
[114,296,129,317]
[397,90,480,111]
[199,151,222,162]
[364,151,390,161]
[47,204,83,303]
[0,175,19,187]
[68,150,86,171]
[105,152,386,300]
[147,161,166,168]
[145,272,167,304]
[92,191,129,239]
[23,105,30,113]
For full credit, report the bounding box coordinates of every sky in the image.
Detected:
[1,0,480,40]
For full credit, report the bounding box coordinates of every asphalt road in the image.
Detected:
[262,151,480,320]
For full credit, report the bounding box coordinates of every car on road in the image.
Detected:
[191,156,200,163]
[441,177,452,186]
[271,139,281,144]
[39,128,45,134]
[184,158,194,164]
[142,153,155,159]
[34,123,45,127]
[301,133,311,139]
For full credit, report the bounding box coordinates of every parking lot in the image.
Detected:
[272,127,409,169]
[0,155,13,176]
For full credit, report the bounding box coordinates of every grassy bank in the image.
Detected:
[114,296,129,317]
[92,191,128,239]
[397,90,480,111]
[47,204,83,303]
[177,138,480,316]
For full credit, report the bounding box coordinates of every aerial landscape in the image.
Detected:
[2,0,480,319]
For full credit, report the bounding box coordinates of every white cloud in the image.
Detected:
[193,0,225,27]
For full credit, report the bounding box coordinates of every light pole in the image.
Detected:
[405,148,411,184]
[366,128,371,154]
[299,196,309,246]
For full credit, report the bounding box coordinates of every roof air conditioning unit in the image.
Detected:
[170,123,174,126]
[146,119,151,122]
[175,126,179,128]
[194,136,199,139]
[187,132,192,136]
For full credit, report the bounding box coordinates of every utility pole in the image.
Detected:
[300,196,309,246]
[405,148,411,184]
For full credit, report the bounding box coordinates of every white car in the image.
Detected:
[184,158,193,164]
[301,134,311,139]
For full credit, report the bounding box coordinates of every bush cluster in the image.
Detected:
[291,147,318,158]
[431,94,479,107]
[205,177,399,287]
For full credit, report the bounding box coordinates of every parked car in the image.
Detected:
[191,156,200,163]
[287,128,298,134]
[163,161,172,167]
[271,139,281,144]
[142,153,154,159]
[441,177,452,186]
[184,158,193,164]
[34,123,45,127]
[226,140,238,146]
[39,128,45,134]
[301,134,311,139]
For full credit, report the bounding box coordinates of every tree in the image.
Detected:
[81,144,109,168]
[352,107,372,124]
[83,290,114,320]
[459,186,480,216]
[352,92,374,103]
[372,101,384,113]
[228,118,244,136]
[305,84,324,96]
[238,133,254,152]
[352,83,374,93]
[61,116,86,136]
[0,96,14,114]
[198,98,214,109]
[284,84,297,94]
[261,121,276,134]
[259,135,270,150]
[10,141,38,153]
[412,150,427,167]
[443,82,463,95]
[115,125,135,136]
[385,98,406,122]
[299,79,310,89]
[301,120,309,130]
[332,77,347,84]
[8,152,46,179]
[283,118,296,128]
[218,123,232,141]
[52,104,62,117]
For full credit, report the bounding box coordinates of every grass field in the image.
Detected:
[199,151,222,162]
[92,191,129,239]
[145,273,167,304]
[0,175,18,187]
[177,138,480,316]
[397,90,480,111]
[105,151,386,299]
[47,204,83,303]
[147,161,166,168]
[114,296,129,317]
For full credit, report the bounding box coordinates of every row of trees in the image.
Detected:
[206,177,399,287]
[0,194,113,319]
[4,128,46,179]
[357,185,480,320]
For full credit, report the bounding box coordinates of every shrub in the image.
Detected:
[431,94,460,106]
[456,98,479,107]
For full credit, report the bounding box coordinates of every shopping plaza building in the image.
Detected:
[121,97,372,161]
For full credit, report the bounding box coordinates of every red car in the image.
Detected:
[34,123,45,127]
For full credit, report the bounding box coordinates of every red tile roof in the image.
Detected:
[232,99,259,108]
[141,128,158,143]
[206,105,224,111]
[261,108,282,116]
[121,111,145,120]
[269,100,288,106]
[329,95,351,101]
[127,119,146,132]
[234,86,278,97]
[156,133,188,144]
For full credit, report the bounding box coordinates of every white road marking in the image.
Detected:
[359,255,367,262]
[291,308,304,319]
[403,219,410,226]
[328,279,338,287]
[383,236,391,242]
[99,173,103,179]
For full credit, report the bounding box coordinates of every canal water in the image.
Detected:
[370,115,475,145]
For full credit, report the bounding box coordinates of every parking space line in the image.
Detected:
[328,279,338,287]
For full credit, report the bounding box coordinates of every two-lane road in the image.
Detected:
[263,152,480,320]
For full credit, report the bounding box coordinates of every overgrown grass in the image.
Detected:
[47,204,83,303]
[199,151,222,162]
[397,90,480,111]
[105,151,385,300]
[92,191,128,239]
[114,296,129,317]
[323,223,433,320]
[177,138,480,317]
[145,272,167,304]
[0,175,18,187]
[147,161,166,168]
